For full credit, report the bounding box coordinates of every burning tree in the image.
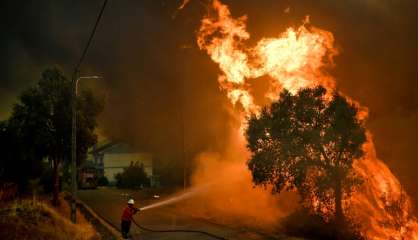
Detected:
[246,86,366,229]
[379,189,416,240]
[196,1,418,238]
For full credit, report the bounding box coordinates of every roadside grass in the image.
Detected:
[0,197,100,240]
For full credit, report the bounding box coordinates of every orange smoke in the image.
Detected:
[194,0,418,239]
[188,133,299,229]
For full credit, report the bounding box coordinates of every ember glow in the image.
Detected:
[197,0,418,239]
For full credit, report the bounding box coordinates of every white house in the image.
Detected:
[89,142,156,185]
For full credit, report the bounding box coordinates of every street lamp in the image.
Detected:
[71,75,101,223]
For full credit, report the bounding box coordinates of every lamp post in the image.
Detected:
[71,75,101,223]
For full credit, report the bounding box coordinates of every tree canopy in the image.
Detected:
[246,86,366,224]
[1,67,103,203]
[115,161,149,189]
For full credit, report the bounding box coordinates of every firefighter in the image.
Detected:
[121,198,140,239]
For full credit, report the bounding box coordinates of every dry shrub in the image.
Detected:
[0,199,99,240]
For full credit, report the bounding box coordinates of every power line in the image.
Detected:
[71,0,109,223]
[74,0,109,73]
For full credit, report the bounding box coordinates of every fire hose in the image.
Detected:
[131,218,229,240]
[87,203,229,240]
[73,193,229,240]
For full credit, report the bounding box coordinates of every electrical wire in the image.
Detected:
[74,0,109,73]
[71,2,227,238]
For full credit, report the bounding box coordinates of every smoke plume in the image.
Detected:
[0,0,417,214]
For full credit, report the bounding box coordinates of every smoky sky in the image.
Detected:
[1,0,417,199]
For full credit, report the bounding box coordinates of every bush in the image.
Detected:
[97,176,109,186]
[115,161,149,189]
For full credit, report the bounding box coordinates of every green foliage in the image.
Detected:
[0,120,43,190]
[246,86,366,223]
[8,67,103,165]
[115,161,149,189]
[97,176,109,186]
[1,67,103,197]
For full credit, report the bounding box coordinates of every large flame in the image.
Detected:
[197,0,337,116]
[197,0,418,239]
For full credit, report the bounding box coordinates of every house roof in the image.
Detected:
[91,140,113,153]
[90,142,144,154]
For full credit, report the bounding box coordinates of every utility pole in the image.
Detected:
[70,72,78,223]
[69,0,108,223]
[71,76,101,223]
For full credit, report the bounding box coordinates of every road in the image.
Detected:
[77,187,291,240]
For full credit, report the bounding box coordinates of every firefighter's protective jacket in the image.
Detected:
[121,206,138,221]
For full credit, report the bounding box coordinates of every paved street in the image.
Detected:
[78,187,283,240]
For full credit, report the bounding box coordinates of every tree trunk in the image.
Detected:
[335,176,344,238]
[52,159,60,206]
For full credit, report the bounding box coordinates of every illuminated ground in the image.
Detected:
[78,187,300,240]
